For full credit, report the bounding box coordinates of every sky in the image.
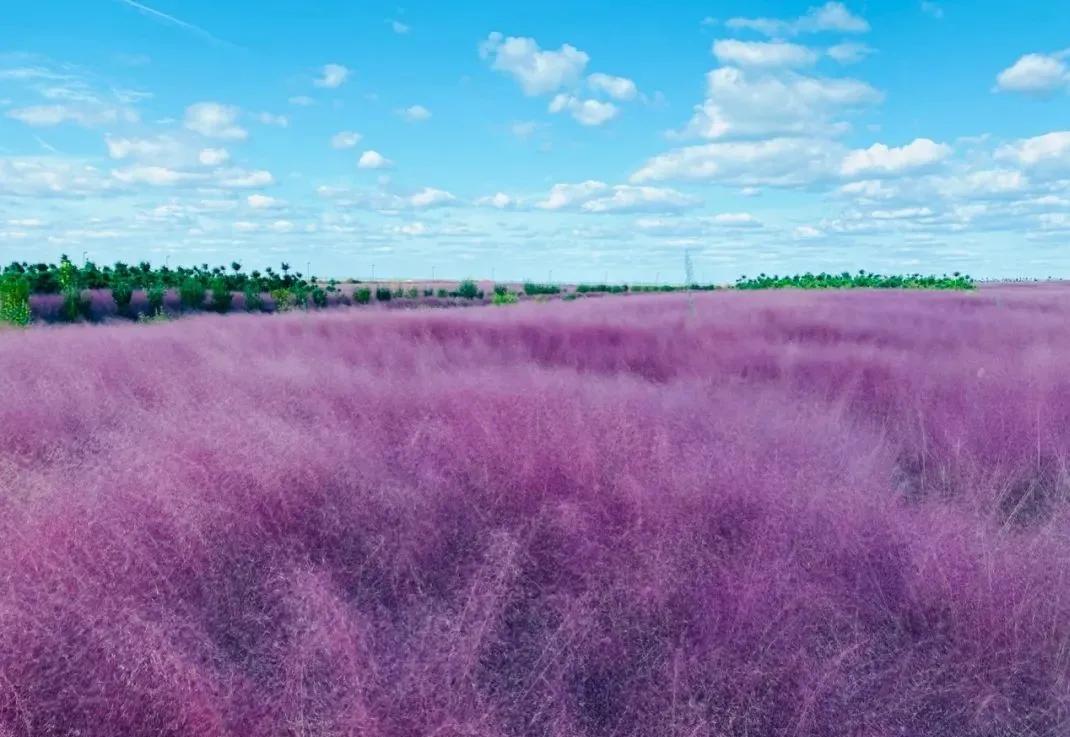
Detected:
[1,1,1069,282]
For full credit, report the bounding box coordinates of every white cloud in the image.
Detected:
[996,131,1070,170]
[712,40,818,68]
[510,121,540,138]
[111,165,203,186]
[398,104,431,122]
[0,158,114,196]
[314,63,350,89]
[184,102,247,140]
[726,2,870,37]
[677,67,882,140]
[7,105,127,127]
[632,137,843,187]
[198,148,229,166]
[581,185,700,213]
[841,138,952,177]
[995,52,1069,95]
[247,194,284,209]
[712,212,762,227]
[587,73,639,100]
[105,135,181,161]
[330,131,362,149]
[827,43,872,64]
[479,32,589,95]
[409,187,455,208]
[289,95,315,107]
[794,225,824,239]
[216,169,274,188]
[476,192,514,208]
[536,181,698,213]
[358,150,392,169]
[537,180,608,209]
[270,220,294,232]
[549,94,618,126]
[257,112,289,127]
[391,20,410,34]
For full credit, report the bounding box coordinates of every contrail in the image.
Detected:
[114,0,237,48]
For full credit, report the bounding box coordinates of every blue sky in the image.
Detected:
[1,1,1069,282]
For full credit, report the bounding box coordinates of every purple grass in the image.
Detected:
[2,289,1070,736]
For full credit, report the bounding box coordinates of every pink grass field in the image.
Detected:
[2,288,1070,736]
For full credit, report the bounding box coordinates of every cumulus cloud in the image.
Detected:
[549,94,618,126]
[841,138,952,177]
[7,104,131,127]
[257,112,289,127]
[111,165,203,186]
[398,104,431,122]
[677,67,882,140]
[712,40,818,68]
[184,102,247,140]
[479,32,589,95]
[357,150,392,169]
[0,158,114,197]
[996,131,1070,170]
[314,63,350,88]
[247,194,284,209]
[476,192,514,208]
[537,181,699,213]
[587,73,639,100]
[409,187,455,207]
[198,148,230,166]
[216,169,274,188]
[632,137,844,187]
[827,43,872,64]
[726,2,870,37]
[995,52,1070,95]
[330,131,362,149]
[390,20,410,34]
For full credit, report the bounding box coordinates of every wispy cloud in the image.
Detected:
[113,0,237,48]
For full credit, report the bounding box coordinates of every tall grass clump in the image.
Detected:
[3,289,1070,735]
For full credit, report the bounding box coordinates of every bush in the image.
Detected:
[243,284,262,312]
[179,278,205,311]
[376,287,392,302]
[0,274,30,326]
[311,287,328,309]
[437,288,448,298]
[354,287,372,305]
[523,282,560,296]
[457,279,480,300]
[147,284,166,314]
[493,284,509,296]
[112,281,134,316]
[270,288,296,312]
[406,288,419,300]
[209,278,232,314]
[492,291,518,306]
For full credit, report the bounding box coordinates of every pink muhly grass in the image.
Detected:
[1,288,1069,735]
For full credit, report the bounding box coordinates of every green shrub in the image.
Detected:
[406,287,419,299]
[354,287,371,304]
[209,278,232,313]
[0,274,31,326]
[493,284,509,296]
[112,281,134,316]
[376,287,392,302]
[147,284,165,314]
[437,288,448,298]
[243,284,262,312]
[457,279,480,300]
[179,278,205,310]
[270,288,295,312]
[423,289,433,297]
[523,282,560,296]
[311,287,328,309]
[492,291,518,306]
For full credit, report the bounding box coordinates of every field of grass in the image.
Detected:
[2,288,1069,735]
